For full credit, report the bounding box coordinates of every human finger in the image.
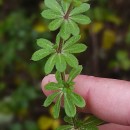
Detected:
[98,123,130,130]
[42,75,130,126]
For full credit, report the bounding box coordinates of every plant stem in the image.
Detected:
[57,38,64,53]
[64,2,73,19]
[57,2,78,129]
[60,72,78,130]
[61,72,66,81]
[57,37,78,129]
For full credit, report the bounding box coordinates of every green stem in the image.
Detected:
[57,38,78,129]
[57,2,78,129]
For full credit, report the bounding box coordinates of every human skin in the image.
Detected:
[42,75,130,130]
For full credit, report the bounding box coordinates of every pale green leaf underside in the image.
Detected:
[31,49,53,61]
[45,82,59,90]
[61,0,70,14]
[56,54,66,72]
[60,20,71,40]
[44,54,56,74]
[71,15,91,24]
[64,93,76,117]
[56,125,73,130]
[64,43,87,53]
[70,3,90,16]
[56,33,61,45]
[71,92,86,108]
[49,18,63,31]
[68,20,80,35]
[63,35,81,49]
[41,9,61,19]
[37,38,53,49]
[55,71,62,83]
[44,0,62,13]
[68,65,83,82]
[43,92,60,107]
[63,53,78,68]
[53,94,62,118]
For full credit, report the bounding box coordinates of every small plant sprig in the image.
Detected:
[32,0,103,129]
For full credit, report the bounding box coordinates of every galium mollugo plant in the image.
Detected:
[32,0,103,129]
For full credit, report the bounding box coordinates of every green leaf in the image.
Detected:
[41,9,61,19]
[49,18,63,31]
[82,126,98,130]
[56,33,61,45]
[61,0,70,13]
[44,54,56,74]
[81,115,103,130]
[68,65,82,82]
[84,115,104,126]
[64,93,76,117]
[31,49,53,61]
[70,3,90,16]
[56,125,73,130]
[72,0,87,6]
[60,20,71,40]
[64,43,87,53]
[37,38,53,49]
[71,92,86,108]
[71,15,91,24]
[56,54,66,72]
[68,20,80,35]
[44,0,63,13]
[45,82,59,90]
[53,94,62,118]
[64,116,73,124]
[55,71,62,83]
[43,92,60,107]
[63,53,78,68]
[63,35,81,49]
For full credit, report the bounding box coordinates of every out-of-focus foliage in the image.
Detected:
[109,50,130,71]
[0,1,57,129]
[0,0,130,129]
[102,29,116,50]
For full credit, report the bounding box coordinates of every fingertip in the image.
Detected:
[41,74,55,95]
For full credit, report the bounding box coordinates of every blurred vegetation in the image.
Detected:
[0,0,130,130]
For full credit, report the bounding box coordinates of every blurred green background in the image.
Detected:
[0,0,130,130]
